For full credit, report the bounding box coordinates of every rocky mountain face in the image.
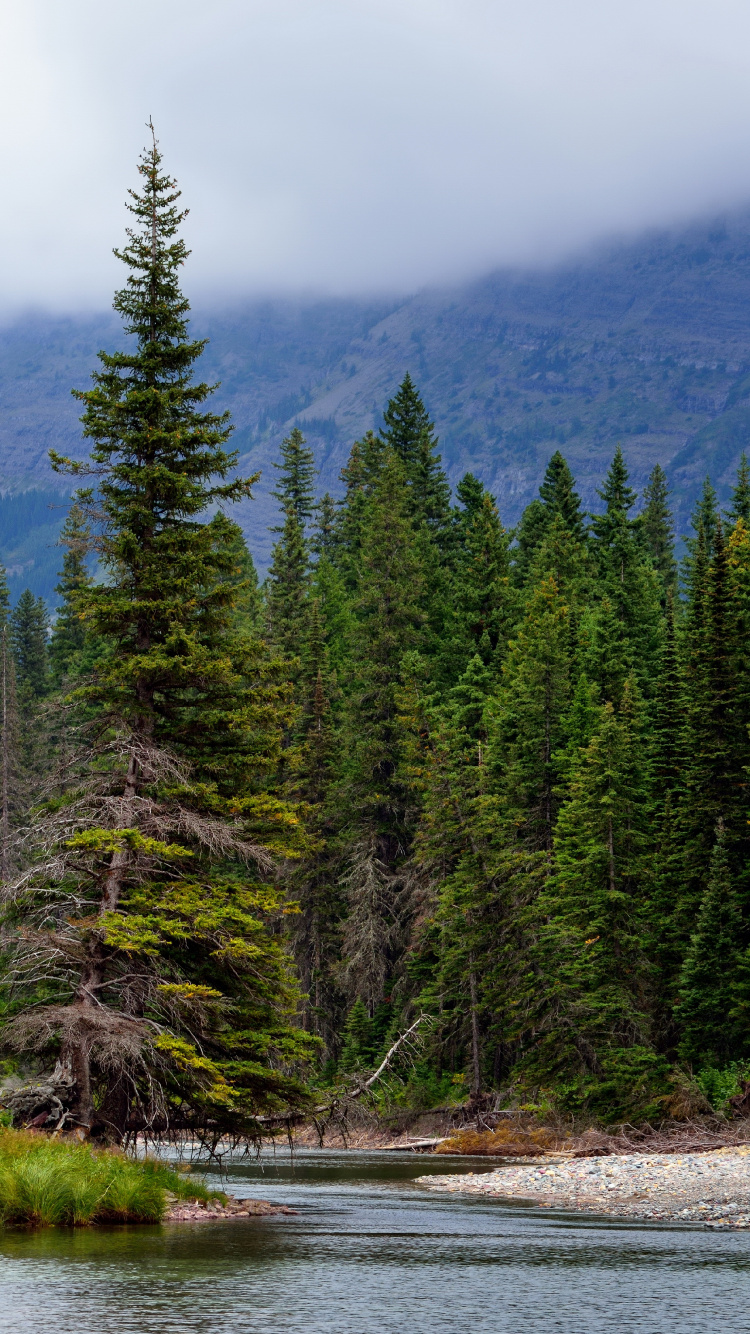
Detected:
[3,207,750,587]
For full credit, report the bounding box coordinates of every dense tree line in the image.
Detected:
[2,136,749,1138]
[262,384,750,1121]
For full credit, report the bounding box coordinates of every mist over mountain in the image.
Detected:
[4,207,750,592]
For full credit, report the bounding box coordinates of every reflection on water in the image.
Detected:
[1,1148,749,1333]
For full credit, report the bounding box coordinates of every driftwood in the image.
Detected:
[1,1071,76,1132]
[247,1014,431,1149]
[568,1117,750,1157]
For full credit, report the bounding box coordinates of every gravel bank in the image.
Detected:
[166,1194,296,1222]
[418,1146,750,1228]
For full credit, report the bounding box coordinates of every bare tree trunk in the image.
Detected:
[469,961,482,1098]
[65,751,141,1130]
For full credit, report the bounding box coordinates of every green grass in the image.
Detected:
[0,1129,218,1227]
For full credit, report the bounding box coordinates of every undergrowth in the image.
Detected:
[0,1129,218,1227]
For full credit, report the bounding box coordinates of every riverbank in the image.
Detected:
[418,1146,750,1227]
[0,1128,221,1227]
[0,1128,298,1228]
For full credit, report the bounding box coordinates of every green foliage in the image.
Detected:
[695,1062,750,1112]
[639,463,677,597]
[338,998,376,1073]
[272,434,750,1118]
[11,590,48,699]
[48,504,95,684]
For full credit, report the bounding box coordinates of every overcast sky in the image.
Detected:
[4,0,750,310]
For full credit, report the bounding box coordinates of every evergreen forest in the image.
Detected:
[2,135,750,1141]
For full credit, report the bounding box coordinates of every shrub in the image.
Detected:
[435,1124,565,1156]
[696,1063,750,1112]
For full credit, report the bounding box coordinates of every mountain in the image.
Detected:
[4,207,750,590]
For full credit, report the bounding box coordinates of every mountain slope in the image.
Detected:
[4,209,750,584]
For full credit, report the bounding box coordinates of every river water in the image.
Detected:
[1,1148,749,1333]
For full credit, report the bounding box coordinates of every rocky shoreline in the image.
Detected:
[418,1146,750,1229]
[165,1194,296,1222]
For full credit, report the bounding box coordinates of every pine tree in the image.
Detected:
[266,506,310,658]
[488,575,572,852]
[727,453,750,526]
[380,374,451,537]
[684,477,719,569]
[513,453,587,588]
[49,503,94,683]
[589,447,663,693]
[438,489,513,686]
[525,681,663,1115]
[332,432,383,593]
[338,449,427,1008]
[639,463,677,597]
[679,518,743,920]
[5,128,312,1141]
[338,997,376,1072]
[209,511,263,637]
[271,426,316,528]
[453,472,486,529]
[678,823,743,1068]
[513,499,549,588]
[11,590,48,700]
[266,427,317,656]
[539,450,586,537]
[311,492,337,558]
[645,592,688,1044]
[10,589,50,798]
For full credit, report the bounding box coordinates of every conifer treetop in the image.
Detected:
[271,427,317,530]
[379,372,436,465]
[54,122,253,522]
[539,451,585,535]
[595,445,637,520]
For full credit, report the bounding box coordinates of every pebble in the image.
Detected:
[417,1147,750,1228]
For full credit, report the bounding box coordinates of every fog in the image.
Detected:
[3,0,750,308]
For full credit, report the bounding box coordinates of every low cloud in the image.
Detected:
[3,0,750,308]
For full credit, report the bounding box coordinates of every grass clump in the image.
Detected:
[435,1124,565,1156]
[0,1129,217,1227]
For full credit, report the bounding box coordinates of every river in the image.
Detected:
[1,1148,749,1333]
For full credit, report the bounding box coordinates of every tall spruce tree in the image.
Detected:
[438,489,513,687]
[2,129,312,1141]
[337,449,427,1009]
[10,589,50,798]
